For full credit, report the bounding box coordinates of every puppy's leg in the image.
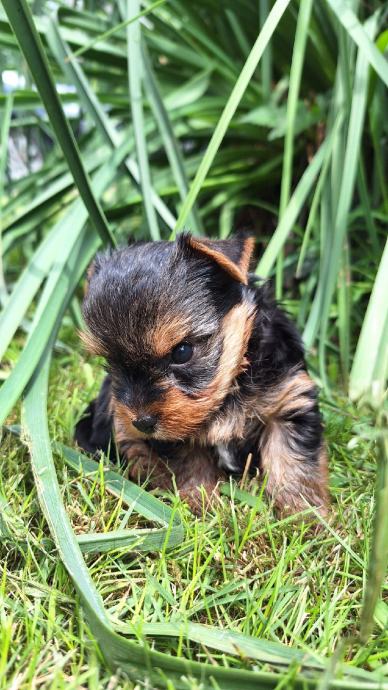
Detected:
[168,445,225,513]
[259,369,328,517]
[115,431,171,488]
[119,435,224,513]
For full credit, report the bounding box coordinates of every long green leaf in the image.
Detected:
[360,431,388,642]
[0,92,13,299]
[173,0,292,235]
[46,19,176,231]
[326,0,388,88]
[256,135,332,278]
[276,0,313,298]
[142,44,203,235]
[126,0,160,240]
[349,238,388,403]
[1,0,116,247]
[317,14,378,383]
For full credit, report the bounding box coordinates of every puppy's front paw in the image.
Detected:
[179,482,220,516]
[123,441,160,482]
[271,485,329,523]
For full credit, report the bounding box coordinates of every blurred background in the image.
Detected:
[0,0,387,403]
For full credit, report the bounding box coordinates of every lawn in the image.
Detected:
[0,1,387,688]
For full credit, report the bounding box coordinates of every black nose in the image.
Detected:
[132,415,157,434]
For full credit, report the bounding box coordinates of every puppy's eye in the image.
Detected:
[171,342,193,365]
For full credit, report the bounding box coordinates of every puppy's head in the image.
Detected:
[81,233,256,441]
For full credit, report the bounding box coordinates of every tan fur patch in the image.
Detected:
[204,405,247,446]
[260,422,328,515]
[188,236,248,284]
[238,236,255,275]
[112,399,148,442]
[153,300,255,439]
[258,369,316,420]
[149,313,190,358]
[256,370,328,515]
[79,329,108,357]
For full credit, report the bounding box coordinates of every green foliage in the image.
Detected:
[0,0,387,688]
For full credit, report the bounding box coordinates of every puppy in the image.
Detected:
[75,233,328,516]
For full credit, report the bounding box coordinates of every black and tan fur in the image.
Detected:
[75,233,328,516]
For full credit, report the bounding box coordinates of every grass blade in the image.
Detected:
[317,13,378,385]
[349,238,388,404]
[360,431,388,642]
[326,0,388,88]
[173,0,292,235]
[256,134,331,278]
[76,526,184,554]
[276,0,313,298]
[58,442,181,528]
[2,0,116,247]
[0,92,13,299]
[67,0,166,61]
[259,0,272,98]
[126,0,160,240]
[142,44,203,235]
[46,19,176,231]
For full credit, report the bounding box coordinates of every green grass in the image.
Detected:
[1,329,387,689]
[0,0,387,687]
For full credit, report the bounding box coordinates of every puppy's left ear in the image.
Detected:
[83,252,107,297]
[181,233,255,285]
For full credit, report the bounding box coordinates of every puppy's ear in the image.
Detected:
[83,252,106,296]
[179,233,255,285]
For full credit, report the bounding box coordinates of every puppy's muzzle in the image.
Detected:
[132,415,157,435]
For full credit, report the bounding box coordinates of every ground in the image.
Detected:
[1,321,387,689]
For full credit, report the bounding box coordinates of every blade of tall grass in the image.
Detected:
[142,45,203,235]
[133,621,325,668]
[295,143,332,278]
[317,14,378,388]
[0,139,130,365]
[225,9,251,59]
[173,0,292,235]
[59,443,180,528]
[0,92,13,296]
[67,0,166,61]
[76,526,183,555]
[276,0,313,299]
[47,20,176,231]
[337,239,351,387]
[259,0,272,98]
[349,238,388,404]
[326,0,388,88]
[2,0,116,247]
[356,158,380,258]
[360,431,388,643]
[256,132,333,278]
[126,0,160,240]
[0,141,130,425]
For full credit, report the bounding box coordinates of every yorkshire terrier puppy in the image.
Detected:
[75,233,328,516]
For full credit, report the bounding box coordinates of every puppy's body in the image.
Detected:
[76,234,328,515]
